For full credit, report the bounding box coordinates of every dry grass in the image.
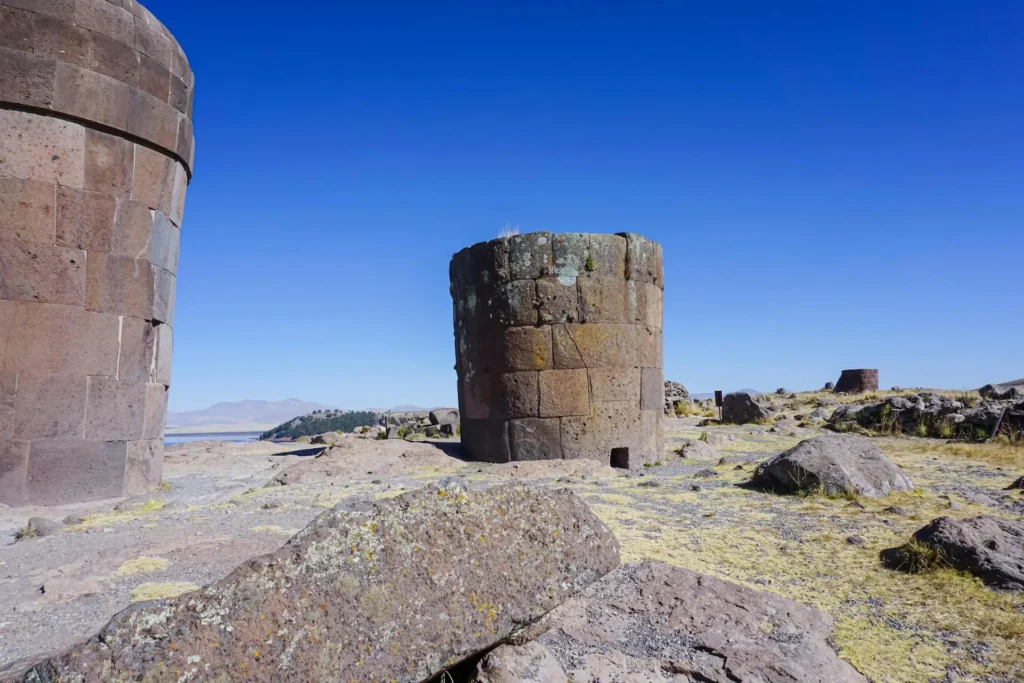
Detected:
[130,582,199,603]
[886,438,1024,470]
[115,556,171,577]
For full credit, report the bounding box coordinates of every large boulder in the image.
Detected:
[474,561,866,683]
[882,516,1024,591]
[428,408,460,425]
[752,434,914,497]
[6,481,619,682]
[722,392,773,424]
[664,380,690,415]
[979,379,1024,401]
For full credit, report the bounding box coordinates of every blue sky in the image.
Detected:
[153,1,1023,412]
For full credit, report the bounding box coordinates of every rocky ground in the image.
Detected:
[1,392,1022,682]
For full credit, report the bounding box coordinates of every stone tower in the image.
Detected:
[835,369,879,394]
[450,233,664,468]
[0,0,194,505]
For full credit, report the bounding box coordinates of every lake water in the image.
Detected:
[164,432,262,446]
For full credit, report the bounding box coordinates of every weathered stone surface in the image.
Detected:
[509,231,553,279]
[428,408,460,425]
[10,373,87,439]
[621,232,663,286]
[0,439,29,506]
[722,391,772,424]
[0,177,55,245]
[1007,476,1024,491]
[561,404,660,468]
[497,371,539,419]
[551,322,585,369]
[589,367,640,403]
[0,109,85,188]
[834,368,879,394]
[81,377,145,440]
[53,61,130,130]
[55,187,114,252]
[10,482,620,682]
[0,45,55,108]
[0,238,86,306]
[501,326,551,371]
[979,379,1024,401]
[3,302,119,376]
[753,434,915,497]
[640,366,663,411]
[460,418,510,463]
[535,277,577,324]
[475,561,866,683]
[85,252,154,318]
[539,369,589,417]
[586,233,626,278]
[123,438,161,494]
[509,417,563,461]
[882,516,1024,590]
[578,275,626,323]
[25,438,127,505]
[84,128,133,196]
[495,279,537,327]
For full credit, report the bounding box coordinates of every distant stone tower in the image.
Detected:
[835,369,879,394]
[450,233,664,468]
[0,0,194,505]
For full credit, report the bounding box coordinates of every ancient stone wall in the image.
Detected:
[835,369,879,394]
[450,232,664,468]
[0,0,194,505]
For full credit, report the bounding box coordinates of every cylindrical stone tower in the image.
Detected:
[0,0,194,505]
[834,369,879,394]
[450,232,664,468]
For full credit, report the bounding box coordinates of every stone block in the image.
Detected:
[644,283,663,329]
[169,160,187,225]
[495,279,537,326]
[637,326,660,367]
[169,74,188,113]
[131,144,174,214]
[149,210,179,272]
[11,373,87,439]
[496,371,539,419]
[551,233,589,283]
[578,275,627,323]
[134,23,172,69]
[85,252,154,319]
[551,323,585,369]
[26,438,127,505]
[558,323,637,368]
[86,30,139,85]
[536,277,578,324]
[0,45,55,108]
[641,367,664,411]
[0,177,56,244]
[84,128,133,196]
[175,114,193,177]
[624,279,647,323]
[110,199,153,257]
[52,61,131,130]
[459,371,494,420]
[460,418,510,463]
[0,238,86,306]
[508,417,562,461]
[74,0,135,46]
[55,187,114,251]
[0,439,29,506]
[589,367,641,404]
[142,382,167,438]
[501,325,551,371]
[152,323,172,384]
[0,372,14,426]
[0,300,14,366]
[587,233,627,278]
[116,315,156,384]
[152,265,175,324]
[621,232,663,287]
[81,376,145,440]
[560,403,652,468]
[539,369,589,417]
[0,0,74,22]
[127,88,178,151]
[123,438,161,495]
[0,109,85,188]
[4,302,119,376]
[0,6,35,51]
[508,232,553,279]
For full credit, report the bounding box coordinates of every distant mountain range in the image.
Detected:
[166,399,335,433]
[692,389,764,399]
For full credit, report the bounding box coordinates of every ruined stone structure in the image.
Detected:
[450,233,664,468]
[0,0,194,505]
[834,369,879,394]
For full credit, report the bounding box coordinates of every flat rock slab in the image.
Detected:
[883,515,1024,591]
[752,433,914,497]
[475,561,866,683]
[5,481,619,682]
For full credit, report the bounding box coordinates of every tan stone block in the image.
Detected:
[508,232,553,280]
[149,210,179,273]
[536,277,577,324]
[31,14,89,67]
[11,372,87,439]
[139,53,170,101]
[55,187,114,251]
[86,30,139,85]
[496,371,538,419]
[26,438,127,504]
[131,143,174,213]
[589,367,640,404]
[551,323,585,369]
[625,280,647,324]
[0,109,85,187]
[169,160,187,225]
[0,177,55,244]
[578,275,627,323]
[0,45,56,108]
[152,265,174,324]
[85,252,153,318]
[169,74,188,114]
[0,0,74,22]
[81,376,144,440]
[74,0,134,47]
[4,302,119,376]
[508,417,562,461]
[110,199,152,257]
[539,368,589,417]
[587,234,627,278]
[134,23,172,69]
[127,88,178,151]
[644,283,662,329]
[560,403,652,467]
[558,323,637,368]
[501,325,551,372]
[84,128,133,195]
[124,438,161,494]
[551,233,589,282]
[142,381,166,438]
[0,237,85,305]
[0,6,36,51]
[495,279,536,327]
[116,315,155,384]
[641,367,663,411]
[637,326,659,368]
[459,418,510,463]
[52,61,131,130]
[0,438,29,506]
[152,321,171,384]
[622,232,663,287]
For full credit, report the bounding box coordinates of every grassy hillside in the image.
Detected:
[260,409,378,440]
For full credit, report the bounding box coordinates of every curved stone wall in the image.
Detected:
[0,0,193,505]
[450,232,664,468]
[835,369,879,394]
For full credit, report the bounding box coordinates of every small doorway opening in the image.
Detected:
[610,447,630,469]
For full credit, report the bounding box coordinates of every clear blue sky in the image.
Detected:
[153,0,1023,412]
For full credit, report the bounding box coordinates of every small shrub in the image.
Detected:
[936,420,955,439]
[864,393,880,401]
[698,431,709,442]
[584,255,595,272]
[673,400,690,417]
[14,525,39,541]
[887,539,947,573]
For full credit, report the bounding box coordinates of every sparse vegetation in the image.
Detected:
[584,255,595,272]
[261,410,378,440]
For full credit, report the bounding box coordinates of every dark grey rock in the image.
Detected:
[1006,476,1024,491]
[722,392,773,424]
[21,517,63,538]
[752,434,915,497]
[428,408,460,425]
[847,535,866,546]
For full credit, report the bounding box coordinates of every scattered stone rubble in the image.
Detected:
[829,392,1022,440]
[979,378,1024,401]
[663,380,690,415]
